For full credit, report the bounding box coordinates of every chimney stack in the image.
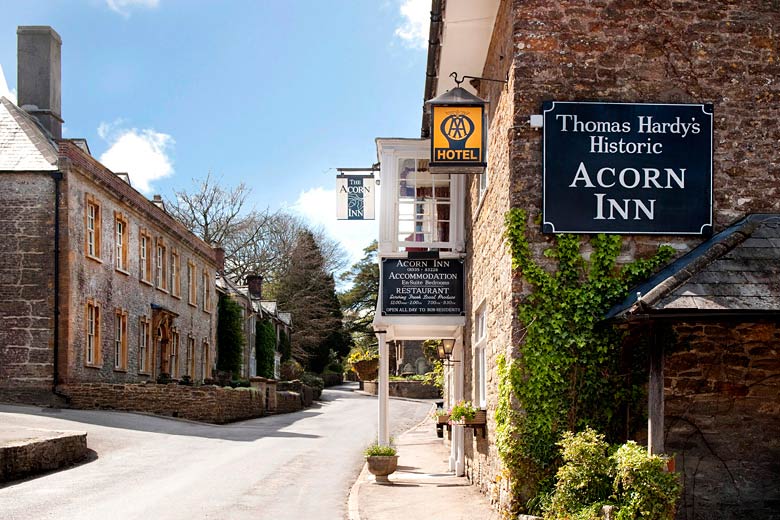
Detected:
[17,26,63,139]
[246,275,263,300]
[213,246,225,274]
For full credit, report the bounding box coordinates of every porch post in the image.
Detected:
[449,335,465,476]
[377,331,390,446]
[648,326,665,455]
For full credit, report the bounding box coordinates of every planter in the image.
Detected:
[452,410,487,438]
[352,359,379,381]
[366,455,398,483]
[452,409,487,426]
[436,414,450,425]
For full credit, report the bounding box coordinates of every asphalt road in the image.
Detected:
[0,383,434,520]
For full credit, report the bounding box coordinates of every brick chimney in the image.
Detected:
[246,275,263,300]
[213,246,225,273]
[17,26,63,139]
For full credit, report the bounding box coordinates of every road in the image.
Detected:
[0,383,433,520]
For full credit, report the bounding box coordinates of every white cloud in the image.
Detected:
[0,64,17,104]
[106,0,159,17]
[395,0,430,49]
[290,186,379,267]
[98,120,174,195]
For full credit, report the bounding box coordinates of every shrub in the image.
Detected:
[364,443,397,457]
[612,442,681,520]
[280,359,304,380]
[543,428,681,520]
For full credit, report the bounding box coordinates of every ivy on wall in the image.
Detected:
[497,208,674,513]
[256,320,276,379]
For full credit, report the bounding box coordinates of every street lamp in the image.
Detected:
[436,339,458,365]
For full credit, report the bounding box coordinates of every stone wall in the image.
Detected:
[363,380,441,399]
[275,391,303,414]
[0,430,87,482]
[60,383,264,424]
[0,173,56,396]
[665,321,780,519]
[459,0,780,513]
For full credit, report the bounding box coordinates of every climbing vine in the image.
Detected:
[497,208,674,513]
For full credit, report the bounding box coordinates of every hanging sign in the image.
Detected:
[336,175,375,220]
[542,101,713,235]
[427,87,487,172]
[431,105,485,166]
[381,257,464,316]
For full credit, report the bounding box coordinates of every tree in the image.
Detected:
[339,241,379,351]
[216,295,244,376]
[274,230,351,372]
[166,174,348,289]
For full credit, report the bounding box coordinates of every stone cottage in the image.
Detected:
[0,27,219,404]
[374,1,779,519]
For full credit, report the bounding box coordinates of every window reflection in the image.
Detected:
[396,158,451,251]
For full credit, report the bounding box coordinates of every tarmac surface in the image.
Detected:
[348,410,500,520]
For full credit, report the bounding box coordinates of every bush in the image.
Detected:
[280,359,304,380]
[301,372,324,400]
[543,428,681,520]
[612,442,682,520]
[364,443,397,457]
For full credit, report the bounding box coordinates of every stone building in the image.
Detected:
[374,1,779,519]
[0,27,219,403]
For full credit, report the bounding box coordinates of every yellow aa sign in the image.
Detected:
[431,105,484,164]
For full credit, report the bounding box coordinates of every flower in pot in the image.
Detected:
[449,400,485,424]
[435,408,451,424]
[364,443,398,484]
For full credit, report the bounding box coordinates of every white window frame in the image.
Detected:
[474,303,487,409]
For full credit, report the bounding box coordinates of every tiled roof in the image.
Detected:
[607,214,780,320]
[0,97,57,171]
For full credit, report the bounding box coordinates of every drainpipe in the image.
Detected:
[50,170,69,402]
[421,0,443,138]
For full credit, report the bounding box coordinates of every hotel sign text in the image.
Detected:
[543,101,713,235]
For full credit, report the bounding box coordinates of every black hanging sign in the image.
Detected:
[381,258,464,316]
[543,101,713,235]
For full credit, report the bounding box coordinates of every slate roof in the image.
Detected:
[0,97,58,171]
[606,214,780,320]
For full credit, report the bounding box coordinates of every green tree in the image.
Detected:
[339,241,378,352]
[255,320,276,379]
[216,294,244,376]
[274,230,350,372]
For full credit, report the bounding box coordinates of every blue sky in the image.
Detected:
[0,0,431,266]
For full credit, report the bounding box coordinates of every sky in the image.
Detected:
[0,0,432,268]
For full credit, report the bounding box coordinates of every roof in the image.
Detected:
[0,97,58,171]
[607,214,780,321]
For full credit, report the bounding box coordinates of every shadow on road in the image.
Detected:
[0,384,373,443]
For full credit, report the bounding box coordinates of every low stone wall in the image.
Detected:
[276,391,303,414]
[277,381,314,407]
[249,377,278,413]
[59,383,264,424]
[363,380,440,399]
[321,373,342,387]
[0,430,87,482]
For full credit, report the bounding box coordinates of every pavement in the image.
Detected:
[348,408,501,520]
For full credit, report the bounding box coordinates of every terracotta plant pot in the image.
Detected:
[352,359,379,381]
[436,414,450,425]
[366,455,398,483]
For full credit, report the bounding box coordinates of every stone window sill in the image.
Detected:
[115,267,130,276]
[140,279,154,287]
[84,363,102,369]
[86,254,103,264]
